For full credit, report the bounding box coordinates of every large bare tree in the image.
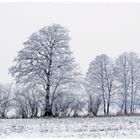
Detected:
[86,54,114,116]
[9,24,79,117]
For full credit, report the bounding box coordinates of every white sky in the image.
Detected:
[0,2,140,83]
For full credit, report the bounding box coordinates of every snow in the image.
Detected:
[0,116,140,138]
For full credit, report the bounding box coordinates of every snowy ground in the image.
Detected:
[0,116,140,138]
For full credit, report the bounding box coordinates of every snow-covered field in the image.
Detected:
[0,116,140,138]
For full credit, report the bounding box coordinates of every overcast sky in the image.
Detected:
[0,2,140,83]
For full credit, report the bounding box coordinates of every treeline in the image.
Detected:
[0,24,140,118]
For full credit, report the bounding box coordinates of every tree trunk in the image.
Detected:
[130,79,134,114]
[101,65,106,115]
[124,77,127,115]
[107,92,111,115]
[101,83,106,115]
[43,85,53,117]
[106,83,112,115]
[124,58,128,115]
[130,66,134,115]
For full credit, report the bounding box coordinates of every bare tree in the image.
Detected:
[115,53,130,115]
[52,92,85,117]
[9,24,79,117]
[0,84,12,118]
[87,94,101,116]
[86,54,114,116]
[13,84,44,118]
[128,52,140,114]
[115,52,140,115]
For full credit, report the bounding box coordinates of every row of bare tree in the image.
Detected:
[86,52,140,116]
